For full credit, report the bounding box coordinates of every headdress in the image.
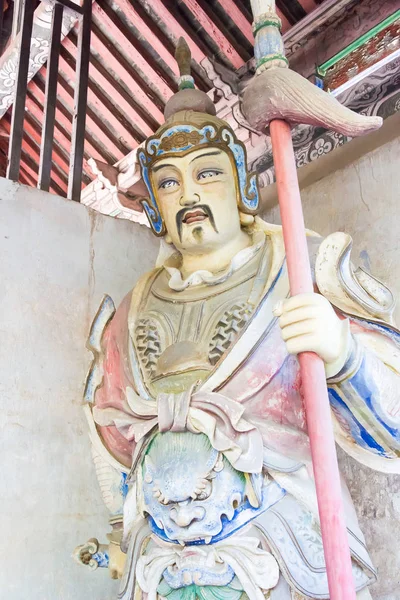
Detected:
[138,38,260,237]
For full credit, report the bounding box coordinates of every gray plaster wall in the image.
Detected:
[0,180,158,599]
[262,136,400,600]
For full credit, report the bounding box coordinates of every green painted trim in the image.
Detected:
[179,81,195,90]
[253,19,281,36]
[317,10,400,77]
[257,54,289,68]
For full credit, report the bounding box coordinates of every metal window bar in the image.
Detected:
[6,0,34,182]
[0,0,4,56]
[38,2,63,192]
[68,0,91,201]
[6,0,91,201]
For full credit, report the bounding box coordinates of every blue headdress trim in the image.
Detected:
[138,123,259,236]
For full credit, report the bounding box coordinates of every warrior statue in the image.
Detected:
[75,31,400,600]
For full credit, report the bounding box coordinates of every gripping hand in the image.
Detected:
[274,293,351,378]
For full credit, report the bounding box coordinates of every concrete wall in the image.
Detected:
[0,180,158,599]
[262,136,400,600]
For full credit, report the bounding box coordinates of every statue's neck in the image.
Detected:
[179,230,252,279]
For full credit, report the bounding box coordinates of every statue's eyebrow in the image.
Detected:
[152,162,175,172]
[190,150,222,163]
[152,150,222,173]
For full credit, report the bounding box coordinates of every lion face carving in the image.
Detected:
[141,432,246,545]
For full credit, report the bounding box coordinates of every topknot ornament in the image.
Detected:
[164,37,216,120]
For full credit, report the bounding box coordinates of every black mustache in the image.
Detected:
[176,204,218,241]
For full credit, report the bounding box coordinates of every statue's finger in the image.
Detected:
[281,319,318,342]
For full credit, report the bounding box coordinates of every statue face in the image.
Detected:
[141,432,246,544]
[150,147,241,253]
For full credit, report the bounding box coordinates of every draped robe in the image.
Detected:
[84,220,400,599]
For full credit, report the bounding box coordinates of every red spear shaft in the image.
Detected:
[269,118,357,599]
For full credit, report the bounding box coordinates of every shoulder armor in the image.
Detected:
[315,232,395,324]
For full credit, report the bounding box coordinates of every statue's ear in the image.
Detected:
[126,178,149,198]
[120,179,150,216]
[117,192,145,213]
[143,455,155,483]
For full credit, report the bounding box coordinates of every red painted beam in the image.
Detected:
[88,28,165,124]
[28,76,105,166]
[143,0,205,64]
[22,114,70,175]
[35,73,125,164]
[24,89,93,180]
[222,0,289,32]
[92,3,174,104]
[58,52,139,153]
[297,0,317,13]
[19,164,36,187]
[62,36,154,138]
[3,117,68,193]
[18,159,38,185]
[179,0,244,68]
[216,0,253,44]
[112,0,179,76]
[277,8,291,33]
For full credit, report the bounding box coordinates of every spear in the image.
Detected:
[242,2,382,598]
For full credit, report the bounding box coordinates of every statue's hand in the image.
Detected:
[73,538,109,571]
[108,542,126,580]
[274,293,351,378]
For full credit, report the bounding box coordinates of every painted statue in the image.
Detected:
[74,33,400,600]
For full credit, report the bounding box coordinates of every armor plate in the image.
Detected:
[131,238,271,395]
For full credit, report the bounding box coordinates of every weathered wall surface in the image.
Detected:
[262,136,400,600]
[0,180,158,600]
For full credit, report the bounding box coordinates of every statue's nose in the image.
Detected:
[169,505,206,527]
[179,179,200,206]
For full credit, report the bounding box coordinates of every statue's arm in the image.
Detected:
[73,440,129,577]
[75,291,141,577]
[327,322,400,468]
[90,444,129,578]
[276,231,400,471]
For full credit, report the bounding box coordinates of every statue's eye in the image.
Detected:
[195,479,212,501]
[197,169,222,181]
[196,491,210,501]
[159,178,179,190]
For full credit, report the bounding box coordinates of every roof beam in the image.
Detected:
[19,165,37,187]
[63,36,154,139]
[297,0,318,14]
[22,114,70,176]
[112,0,179,76]
[142,0,205,64]
[92,3,174,104]
[28,76,108,165]
[25,89,93,180]
[178,0,244,68]
[3,117,68,193]
[88,28,165,124]
[215,0,253,44]
[58,51,139,154]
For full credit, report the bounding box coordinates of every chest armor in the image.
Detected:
[132,240,271,395]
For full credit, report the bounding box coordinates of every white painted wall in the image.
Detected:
[262,136,400,600]
[0,180,158,599]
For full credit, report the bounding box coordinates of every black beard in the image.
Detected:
[175,204,218,242]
